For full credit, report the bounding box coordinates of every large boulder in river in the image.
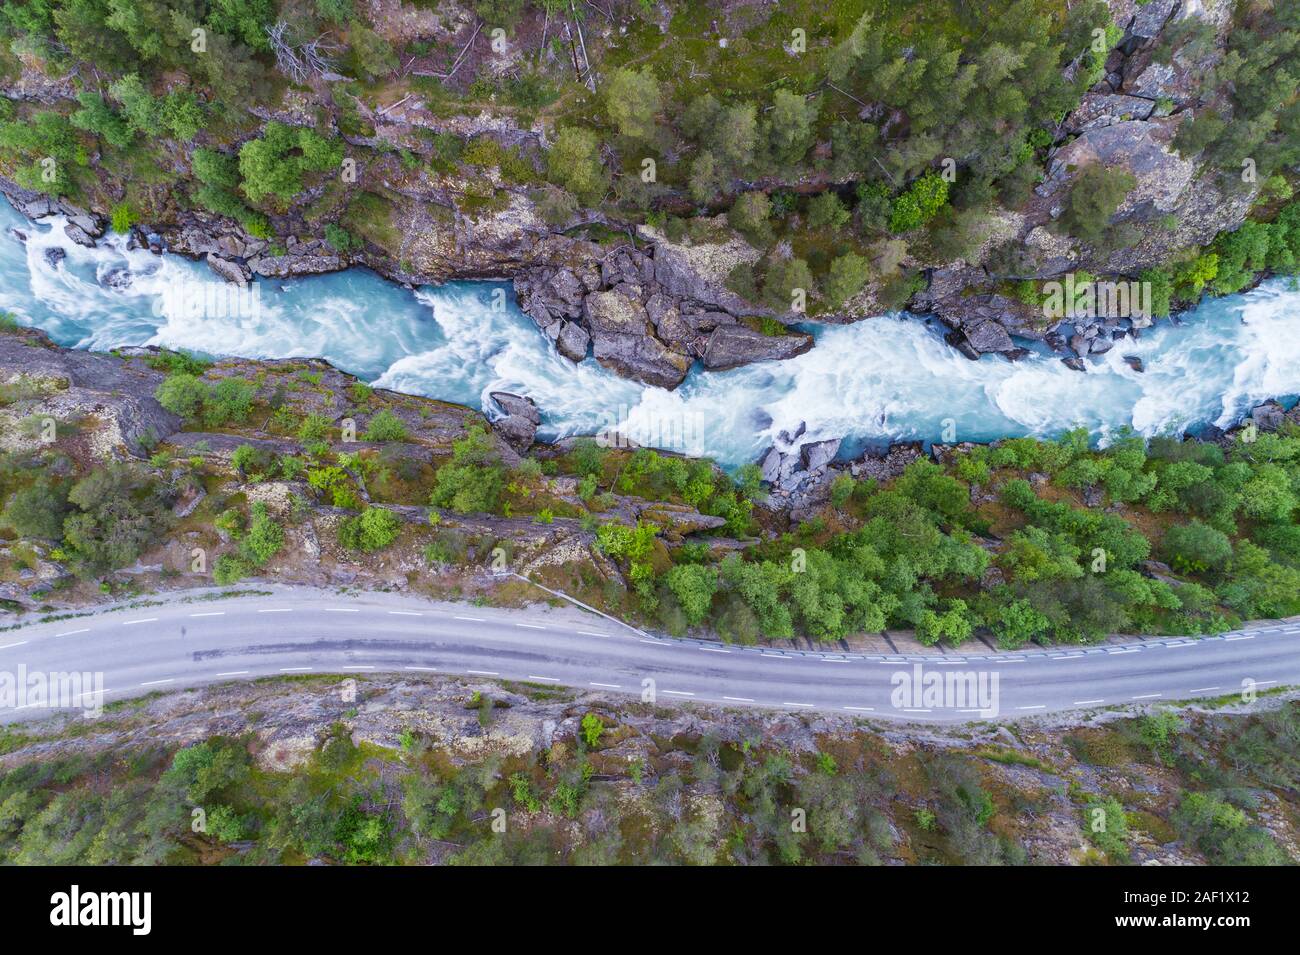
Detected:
[553,321,590,362]
[1250,400,1286,433]
[489,392,540,451]
[583,288,691,389]
[490,391,541,425]
[701,324,813,370]
[206,253,251,286]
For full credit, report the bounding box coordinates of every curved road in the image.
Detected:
[1,587,1297,723]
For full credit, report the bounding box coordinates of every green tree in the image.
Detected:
[546,127,607,204]
[728,191,772,245]
[767,89,818,168]
[1059,165,1136,245]
[1,480,69,540]
[605,67,661,142]
[70,94,132,149]
[1161,520,1232,574]
[823,252,870,309]
[664,563,718,626]
[807,192,850,232]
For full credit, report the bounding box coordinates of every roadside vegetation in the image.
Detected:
[0,687,1291,865]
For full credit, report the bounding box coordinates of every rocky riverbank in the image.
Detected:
[0,0,1268,392]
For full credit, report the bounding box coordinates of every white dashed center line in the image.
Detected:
[189,612,224,618]
[122,618,157,626]
[56,629,89,636]
[0,640,28,650]
[454,616,485,622]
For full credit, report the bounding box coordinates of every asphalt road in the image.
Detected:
[1,587,1297,723]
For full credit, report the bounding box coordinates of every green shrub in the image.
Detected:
[338,507,402,552]
[363,408,408,442]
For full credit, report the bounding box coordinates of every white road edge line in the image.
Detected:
[589,682,621,688]
[0,640,28,649]
[140,679,174,686]
[56,629,89,636]
[216,671,249,676]
[189,612,225,618]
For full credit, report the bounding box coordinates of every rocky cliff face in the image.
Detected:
[919,0,1252,364]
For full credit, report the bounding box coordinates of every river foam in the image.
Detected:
[2,203,1298,468]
